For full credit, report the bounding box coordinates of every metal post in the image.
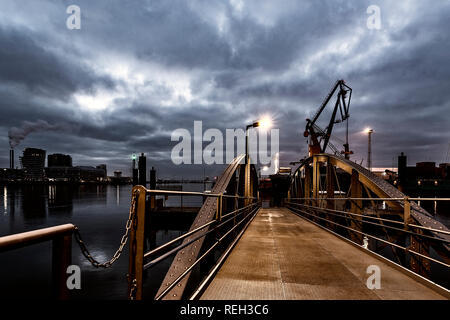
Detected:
[128,186,146,300]
[403,197,411,228]
[326,161,335,229]
[326,161,335,210]
[304,165,311,206]
[244,125,252,207]
[244,162,250,207]
[52,233,72,300]
[350,169,363,243]
[312,156,319,208]
[410,229,431,278]
[216,194,223,221]
[367,129,373,171]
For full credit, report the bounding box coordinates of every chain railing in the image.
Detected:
[73,188,140,268]
[0,188,142,299]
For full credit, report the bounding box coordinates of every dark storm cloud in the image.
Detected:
[0,0,449,177]
[0,26,114,100]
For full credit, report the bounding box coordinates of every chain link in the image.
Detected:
[73,188,140,268]
[129,279,137,300]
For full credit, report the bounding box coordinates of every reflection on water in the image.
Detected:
[0,184,196,299]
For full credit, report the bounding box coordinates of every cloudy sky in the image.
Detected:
[0,0,449,178]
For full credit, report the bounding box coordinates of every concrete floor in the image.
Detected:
[200,208,448,300]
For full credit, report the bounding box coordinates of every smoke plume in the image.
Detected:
[8,120,64,148]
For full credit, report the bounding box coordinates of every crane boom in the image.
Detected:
[304,80,352,157]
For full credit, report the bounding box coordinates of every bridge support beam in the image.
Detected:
[326,161,335,229]
[304,165,311,206]
[312,157,319,207]
[410,230,431,278]
[296,172,303,200]
[244,162,250,206]
[349,169,363,244]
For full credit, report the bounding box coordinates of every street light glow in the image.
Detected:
[364,128,374,134]
[258,116,273,130]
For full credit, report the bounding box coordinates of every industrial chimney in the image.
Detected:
[10,149,14,169]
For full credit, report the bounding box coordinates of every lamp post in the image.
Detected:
[365,129,374,171]
[245,116,272,164]
[244,116,272,205]
[245,121,260,165]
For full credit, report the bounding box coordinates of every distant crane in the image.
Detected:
[303,79,353,158]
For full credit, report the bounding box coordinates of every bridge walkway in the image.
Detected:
[200,208,448,300]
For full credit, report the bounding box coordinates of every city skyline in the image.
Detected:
[1,1,450,178]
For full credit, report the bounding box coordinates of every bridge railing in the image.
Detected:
[0,224,75,299]
[285,197,450,272]
[127,185,260,300]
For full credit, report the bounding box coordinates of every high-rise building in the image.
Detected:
[20,148,46,180]
[48,153,72,167]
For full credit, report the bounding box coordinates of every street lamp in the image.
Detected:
[245,116,273,164]
[364,128,374,171]
[245,121,259,165]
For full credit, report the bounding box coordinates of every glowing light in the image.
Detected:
[258,115,273,131]
[364,128,374,134]
[262,166,269,171]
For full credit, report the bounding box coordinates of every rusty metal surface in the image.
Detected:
[156,155,245,299]
[200,208,448,300]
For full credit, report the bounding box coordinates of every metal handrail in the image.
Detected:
[221,202,258,220]
[0,224,75,252]
[189,208,259,300]
[286,201,450,236]
[142,187,257,200]
[288,197,450,201]
[286,202,450,243]
[128,177,262,300]
[286,204,450,269]
[143,201,258,269]
[155,205,260,300]
[0,224,75,299]
[143,220,216,259]
[287,201,405,225]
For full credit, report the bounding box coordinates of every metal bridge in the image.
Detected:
[0,153,449,300]
[123,153,450,300]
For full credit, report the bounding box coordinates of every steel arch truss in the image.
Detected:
[286,153,450,279]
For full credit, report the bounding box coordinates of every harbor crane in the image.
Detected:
[303,79,353,158]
